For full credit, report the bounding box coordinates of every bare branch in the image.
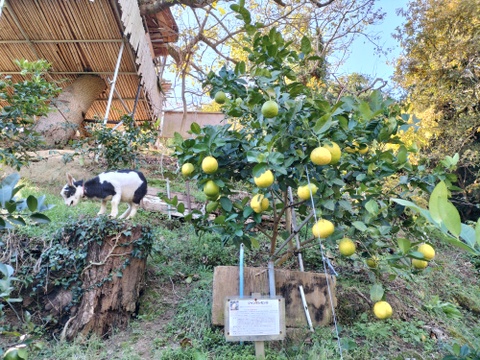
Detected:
[310,0,335,8]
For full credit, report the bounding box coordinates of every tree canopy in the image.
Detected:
[394,0,480,220]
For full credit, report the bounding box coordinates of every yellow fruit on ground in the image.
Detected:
[373,301,393,319]
[181,162,195,177]
[214,91,227,104]
[412,258,429,269]
[310,147,332,165]
[312,219,334,238]
[261,100,279,118]
[323,142,342,164]
[251,194,267,213]
[204,180,220,198]
[418,243,435,260]
[254,170,274,188]
[339,238,356,256]
[202,156,218,174]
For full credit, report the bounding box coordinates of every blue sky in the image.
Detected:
[336,0,409,81]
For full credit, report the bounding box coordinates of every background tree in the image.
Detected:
[157,0,386,113]
[394,0,480,220]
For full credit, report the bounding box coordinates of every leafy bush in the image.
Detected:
[72,114,158,169]
[0,59,61,170]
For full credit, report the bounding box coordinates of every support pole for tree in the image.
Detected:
[103,41,125,125]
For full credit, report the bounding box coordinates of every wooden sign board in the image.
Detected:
[212,266,336,328]
[224,296,286,342]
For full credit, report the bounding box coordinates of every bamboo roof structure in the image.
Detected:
[0,0,179,123]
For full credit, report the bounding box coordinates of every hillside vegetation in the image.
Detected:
[1,156,479,360]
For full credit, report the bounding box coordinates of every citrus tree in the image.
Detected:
[167,6,480,316]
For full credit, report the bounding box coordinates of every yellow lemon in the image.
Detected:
[214,91,227,104]
[204,180,220,198]
[358,144,369,154]
[312,219,334,238]
[412,258,429,269]
[202,156,218,174]
[418,243,435,261]
[261,100,279,118]
[250,194,267,213]
[339,238,356,256]
[373,301,393,320]
[310,147,332,165]
[181,162,195,177]
[261,197,269,211]
[254,170,274,188]
[297,184,318,200]
[323,142,342,164]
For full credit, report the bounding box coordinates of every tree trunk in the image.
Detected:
[63,225,149,340]
[35,75,106,147]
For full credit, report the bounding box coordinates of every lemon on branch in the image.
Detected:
[310,147,332,165]
[181,163,195,177]
[250,194,269,213]
[202,156,218,174]
[312,219,334,238]
[373,301,393,319]
[214,91,227,104]
[204,180,220,199]
[261,100,279,118]
[418,243,435,260]
[323,141,342,164]
[339,238,356,256]
[412,258,428,269]
[297,184,318,200]
[254,170,274,188]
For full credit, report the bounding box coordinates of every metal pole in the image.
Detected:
[103,41,125,125]
[239,244,244,298]
[268,261,275,298]
[166,179,171,220]
[288,187,305,271]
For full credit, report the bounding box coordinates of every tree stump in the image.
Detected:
[60,225,149,340]
[34,74,106,147]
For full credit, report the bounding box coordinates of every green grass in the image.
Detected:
[4,171,480,360]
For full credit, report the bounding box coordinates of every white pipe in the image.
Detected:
[299,285,314,331]
[103,41,125,125]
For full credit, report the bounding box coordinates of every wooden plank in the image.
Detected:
[212,266,336,328]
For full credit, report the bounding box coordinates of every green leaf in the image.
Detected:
[29,213,51,224]
[370,283,384,302]
[365,199,379,215]
[26,195,38,212]
[190,122,201,134]
[192,143,209,153]
[460,223,476,248]
[439,200,461,237]
[177,202,185,214]
[300,36,312,54]
[352,221,367,232]
[220,197,233,212]
[397,238,411,254]
[429,181,448,223]
[358,101,372,121]
[476,218,480,247]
